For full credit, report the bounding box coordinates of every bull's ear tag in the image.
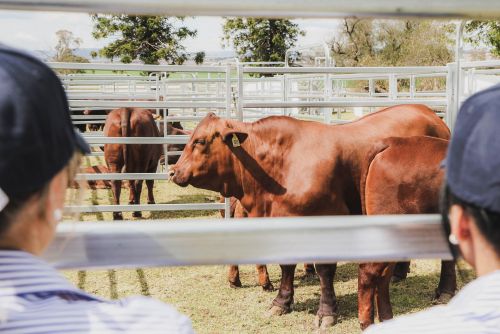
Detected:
[231,134,241,147]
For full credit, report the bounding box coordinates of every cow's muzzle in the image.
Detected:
[168,167,190,187]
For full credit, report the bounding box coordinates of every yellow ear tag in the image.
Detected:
[231,133,241,147]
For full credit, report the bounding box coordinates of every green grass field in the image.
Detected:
[61,156,474,333]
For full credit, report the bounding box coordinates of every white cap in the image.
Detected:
[0,187,8,212]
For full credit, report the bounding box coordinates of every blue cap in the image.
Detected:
[0,45,89,201]
[445,84,500,213]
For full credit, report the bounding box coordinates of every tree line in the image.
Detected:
[52,16,500,67]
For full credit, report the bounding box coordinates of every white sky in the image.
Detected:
[0,10,340,53]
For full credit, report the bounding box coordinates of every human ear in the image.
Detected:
[450,204,474,265]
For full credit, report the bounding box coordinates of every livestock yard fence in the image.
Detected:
[50,59,500,222]
[1,0,500,268]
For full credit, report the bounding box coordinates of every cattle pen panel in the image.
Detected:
[50,62,233,217]
[50,60,500,218]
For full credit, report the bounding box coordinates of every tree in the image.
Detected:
[330,19,454,67]
[194,51,205,65]
[52,30,89,63]
[465,21,500,57]
[91,15,204,65]
[222,18,304,64]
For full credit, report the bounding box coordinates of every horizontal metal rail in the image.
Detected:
[73,120,106,125]
[4,0,500,19]
[69,100,226,109]
[44,214,452,269]
[66,93,157,100]
[66,203,224,214]
[49,62,227,73]
[72,115,107,120]
[83,136,189,144]
[76,173,168,181]
[242,66,448,74]
[243,99,447,108]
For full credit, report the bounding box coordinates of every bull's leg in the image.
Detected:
[111,179,123,220]
[358,262,394,330]
[132,180,143,218]
[268,264,296,316]
[146,180,155,204]
[228,265,242,288]
[128,180,136,206]
[375,263,395,323]
[256,265,274,291]
[314,263,338,329]
[358,263,377,330]
[434,260,456,304]
[391,261,411,283]
[146,165,157,205]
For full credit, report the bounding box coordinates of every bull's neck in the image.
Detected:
[226,118,290,215]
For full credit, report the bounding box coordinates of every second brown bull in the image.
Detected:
[358,135,456,330]
[104,108,162,220]
[170,104,450,329]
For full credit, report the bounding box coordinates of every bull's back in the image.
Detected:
[353,104,450,140]
[364,136,448,214]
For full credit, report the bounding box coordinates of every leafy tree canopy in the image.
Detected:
[330,19,454,67]
[52,29,89,63]
[91,15,204,65]
[465,21,500,57]
[222,18,305,63]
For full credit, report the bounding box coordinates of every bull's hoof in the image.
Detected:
[229,280,242,289]
[391,274,406,284]
[261,282,275,292]
[132,211,142,218]
[314,314,337,330]
[266,305,291,317]
[359,321,372,331]
[113,213,123,221]
[432,290,454,304]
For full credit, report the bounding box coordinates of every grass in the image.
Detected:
[61,156,475,333]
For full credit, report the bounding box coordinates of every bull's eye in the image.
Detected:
[193,138,206,145]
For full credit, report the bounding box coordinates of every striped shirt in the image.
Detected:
[0,250,194,333]
[365,269,500,334]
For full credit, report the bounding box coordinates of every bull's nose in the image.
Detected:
[168,169,175,178]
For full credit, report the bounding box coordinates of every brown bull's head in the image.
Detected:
[169,113,247,196]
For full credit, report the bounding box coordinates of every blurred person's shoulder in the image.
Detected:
[365,270,500,334]
[0,250,194,333]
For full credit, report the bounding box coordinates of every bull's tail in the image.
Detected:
[360,139,391,215]
[120,108,132,173]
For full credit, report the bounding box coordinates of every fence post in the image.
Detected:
[224,63,233,219]
[225,63,232,119]
[236,63,244,121]
[410,75,415,99]
[282,74,288,116]
[445,63,455,128]
[323,73,332,124]
[389,74,397,100]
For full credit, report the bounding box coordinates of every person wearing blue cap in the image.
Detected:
[0,45,194,333]
[366,85,500,333]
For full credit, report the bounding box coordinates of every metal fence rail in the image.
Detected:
[44,214,451,269]
[2,0,499,19]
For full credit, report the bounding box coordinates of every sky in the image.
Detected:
[0,10,341,54]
